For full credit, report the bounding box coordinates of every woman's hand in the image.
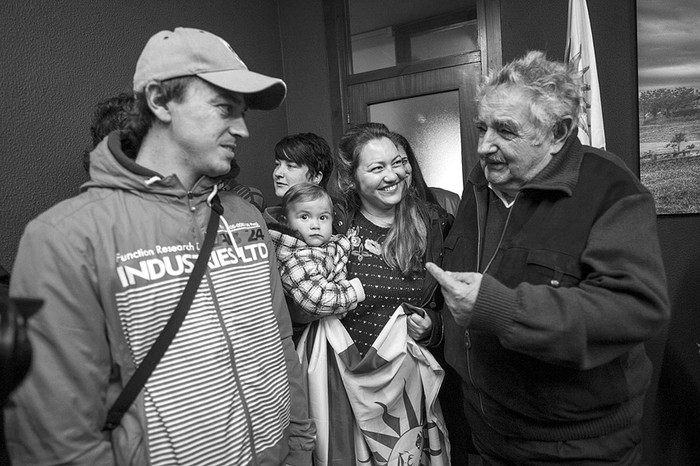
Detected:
[405,307,432,341]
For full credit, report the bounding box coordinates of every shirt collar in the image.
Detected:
[488,183,516,208]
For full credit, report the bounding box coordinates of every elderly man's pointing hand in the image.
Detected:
[425,262,482,327]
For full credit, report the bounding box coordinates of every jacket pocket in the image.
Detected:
[525,249,583,288]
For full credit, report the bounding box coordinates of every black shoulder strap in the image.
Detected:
[103,197,222,431]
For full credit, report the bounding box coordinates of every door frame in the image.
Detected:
[346,59,484,178]
[322,0,502,147]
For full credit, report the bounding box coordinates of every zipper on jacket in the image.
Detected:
[204,206,262,464]
[468,187,520,419]
[481,191,519,275]
[188,194,261,464]
[464,329,487,416]
[467,184,486,417]
[207,273,260,464]
[187,191,197,212]
[475,185,483,273]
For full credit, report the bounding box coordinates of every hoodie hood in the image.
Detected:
[82,130,219,198]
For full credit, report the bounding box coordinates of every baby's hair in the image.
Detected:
[281,182,334,219]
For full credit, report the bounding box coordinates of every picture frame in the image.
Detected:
[636,0,700,215]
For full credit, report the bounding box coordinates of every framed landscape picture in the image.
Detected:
[636,0,700,215]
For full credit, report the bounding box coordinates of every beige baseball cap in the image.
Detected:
[133,27,286,110]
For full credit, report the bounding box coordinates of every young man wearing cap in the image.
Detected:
[6,28,315,465]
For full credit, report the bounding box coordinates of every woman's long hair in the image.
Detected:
[329,123,429,278]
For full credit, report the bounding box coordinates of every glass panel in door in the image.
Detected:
[368,92,463,197]
[348,0,478,74]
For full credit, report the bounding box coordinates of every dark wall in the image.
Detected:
[648,217,700,465]
[278,0,334,145]
[0,0,287,269]
[271,0,335,204]
[502,1,699,464]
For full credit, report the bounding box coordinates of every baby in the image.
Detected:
[268,183,365,318]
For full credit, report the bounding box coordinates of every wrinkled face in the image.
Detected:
[286,197,333,247]
[273,160,316,198]
[166,79,249,181]
[475,87,555,194]
[355,136,406,215]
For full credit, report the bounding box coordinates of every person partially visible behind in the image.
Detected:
[82,92,137,172]
[429,186,460,217]
[7,27,314,465]
[392,131,461,217]
[83,92,266,211]
[428,50,670,464]
[219,157,267,211]
[269,182,365,319]
[390,131,470,463]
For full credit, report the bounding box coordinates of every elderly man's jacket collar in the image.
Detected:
[468,131,585,197]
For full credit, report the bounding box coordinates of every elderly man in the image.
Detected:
[7,28,314,465]
[427,51,669,464]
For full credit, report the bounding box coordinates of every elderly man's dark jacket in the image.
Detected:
[442,134,670,441]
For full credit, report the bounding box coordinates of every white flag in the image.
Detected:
[566,0,606,149]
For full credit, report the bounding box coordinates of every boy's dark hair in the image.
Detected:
[83,92,135,172]
[89,93,135,146]
[274,133,333,188]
